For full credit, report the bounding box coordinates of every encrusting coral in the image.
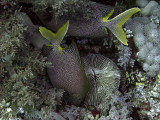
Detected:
[82,53,121,114]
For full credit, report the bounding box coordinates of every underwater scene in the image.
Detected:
[0,0,160,120]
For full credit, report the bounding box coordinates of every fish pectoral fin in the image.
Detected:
[104,8,140,45]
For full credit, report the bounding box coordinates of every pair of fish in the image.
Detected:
[39,7,140,104]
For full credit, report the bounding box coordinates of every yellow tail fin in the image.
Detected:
[103,8,140,45]
[39,21,69,47]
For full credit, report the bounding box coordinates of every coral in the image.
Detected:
[136,0,149,8]
[141,1,159,16]
[0,9,36,119]
[59,105,106,120]
[18,0,94,21]
[25,88,64,120]
[1,0,18,12]
[0,100,20,119]
[1,0,159,120]
[98,94,133,120]
[123,69,160,120]
[24,105,95,120]
[0,1,64,119]
[82,54,121,114]
[60,105,83,120]
[125,0,160,77]
[117,44,135,70]
[129,74,160,120]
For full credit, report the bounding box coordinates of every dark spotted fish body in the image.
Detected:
[18,0,140,45]
[48,44,86,94]
[36,3,140,45]
[47,43,88,104]
[37,3,113,38]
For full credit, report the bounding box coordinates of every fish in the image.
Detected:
[36,2,140,45]
[18,1,140,45]
[39,21,88,105]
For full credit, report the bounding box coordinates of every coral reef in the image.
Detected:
[98,94,133,120]
[1,0,160,120]
[18,0,94,21]
[34,0,94,21]
[125,0,160,77]
[117,44,135,70]
[0,1,64,120]
[59,105,92,120]
[129,73,160,120]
